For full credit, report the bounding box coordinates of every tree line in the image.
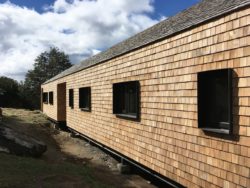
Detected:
[0,47,72,109]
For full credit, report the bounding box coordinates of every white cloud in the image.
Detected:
[0,0,160,81]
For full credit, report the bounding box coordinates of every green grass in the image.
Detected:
[0,153,110,188]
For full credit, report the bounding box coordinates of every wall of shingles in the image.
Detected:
[42,7,250,188]
[42,83,57,121]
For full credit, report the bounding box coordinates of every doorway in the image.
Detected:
[57,83,66,125]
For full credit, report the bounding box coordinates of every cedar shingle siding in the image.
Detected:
[41,0,250,187]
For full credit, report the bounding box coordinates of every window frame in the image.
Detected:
[43,92,48,104]
[49,91,53,105]
[69,89,74,109]
[198,68,233,135]
[79,87,91,112]
[113,81,140,121]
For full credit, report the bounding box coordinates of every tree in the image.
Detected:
[23,47,72,109]
[0,76,21,107]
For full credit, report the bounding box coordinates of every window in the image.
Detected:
[198,69,233,134]
[69,89,74,108]
[113,81,140,120]
[79,87,91,111]
[49,92,53,105]
[43,92,48,104]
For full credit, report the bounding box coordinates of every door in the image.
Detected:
[57,83,66,122]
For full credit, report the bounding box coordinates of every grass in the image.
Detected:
[2,108,49,125]
[0,153,111,188]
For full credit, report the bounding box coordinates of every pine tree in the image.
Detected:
[22,47,72,109]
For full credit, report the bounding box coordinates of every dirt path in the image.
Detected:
[1,108,157,188]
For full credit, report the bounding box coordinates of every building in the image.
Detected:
[41,0,250,187]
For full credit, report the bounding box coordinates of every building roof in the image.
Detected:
[44,0,250,84]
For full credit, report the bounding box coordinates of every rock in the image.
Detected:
[0,146,9,153]
[0,126,47,157]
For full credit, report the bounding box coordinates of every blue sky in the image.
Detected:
[0,0,200,81]
[0,0,199,18]
[154,0,200,18]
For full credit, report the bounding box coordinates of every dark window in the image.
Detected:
[49,92,53,105]
[198,69,233,134]
[113,81,140,120]
[43,92,48,104]
[69,89,74,108]
[79,87,91,111]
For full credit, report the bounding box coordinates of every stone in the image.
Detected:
[0,126,47,157]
